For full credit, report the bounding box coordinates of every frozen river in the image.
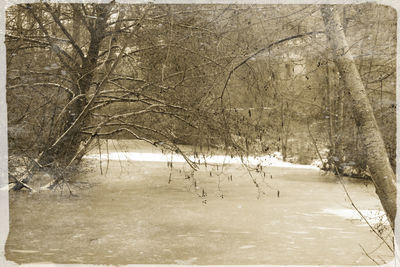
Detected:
[5,140,394,265]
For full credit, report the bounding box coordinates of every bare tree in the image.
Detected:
[6,3,264,190]
[320,4,396,230]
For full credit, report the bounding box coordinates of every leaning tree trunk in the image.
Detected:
[320,5,396,230]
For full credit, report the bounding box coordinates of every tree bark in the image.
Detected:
[40,5,109,168]
[325,62,336,158]
[320,5,396,229]
[12,4,113,191]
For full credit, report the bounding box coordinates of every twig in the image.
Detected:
[220,31,324,100]
[97,135,103,175]
[105,139,110,175]
[65,182,76,197]
[44,2,85,61]
[335,166,393,253]
[306,119,324,164]
[50,40,129,150]
[308,136,394,254]
[359,244,380,265]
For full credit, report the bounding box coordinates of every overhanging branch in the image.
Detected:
[220,30,324,100]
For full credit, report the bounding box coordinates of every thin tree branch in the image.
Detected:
[25,4,78,74]
[49,41,129,150]
[7,82,75,97]
[220,31,324,100]
[335,166,394,253]
[44,2,85,61]
[359,244,380,265]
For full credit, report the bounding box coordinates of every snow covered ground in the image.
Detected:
[84,151,319,169]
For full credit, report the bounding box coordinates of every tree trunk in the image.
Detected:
[280,104,287,161]
[325,61,336,158]
[335,78,345,164]
[320,5,396,229]
[12,4,113,191]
